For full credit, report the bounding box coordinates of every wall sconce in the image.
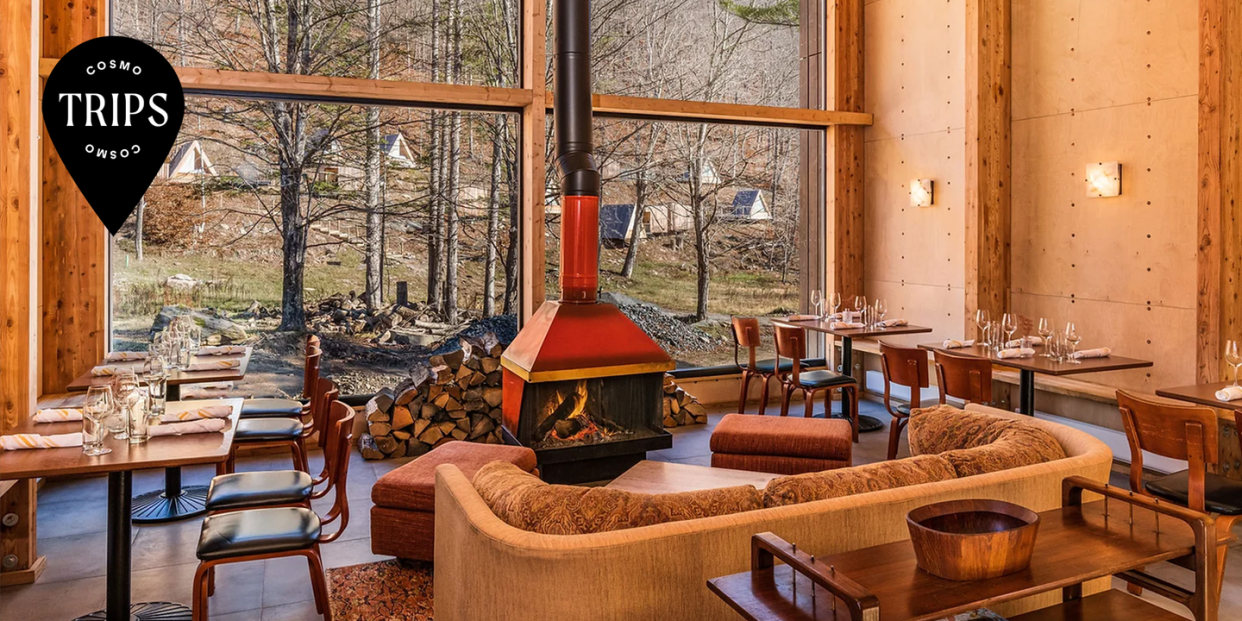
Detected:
[910,179,934,207]
[1085,162,1122,197]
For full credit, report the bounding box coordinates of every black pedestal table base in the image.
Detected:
[131,482,210,523]
[74,602,192,621]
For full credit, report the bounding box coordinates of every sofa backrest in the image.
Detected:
[909,404,1068,477]
[763,454,957,507]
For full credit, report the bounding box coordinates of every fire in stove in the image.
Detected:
[536,380,624,446]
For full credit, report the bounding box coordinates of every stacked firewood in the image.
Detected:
[360,332,506,459]
[663,375,708,427]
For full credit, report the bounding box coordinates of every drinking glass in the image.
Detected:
[128,386,149,444]
[82,385,113,456]
[109,371,138,439]
[874,299,888,326]
[146,357,168,424]
[974,309,991,344]
[1046,330,1063,362]
[1001,313,1018,345]
[1063,322,1083,362]
[1226,340,1242,387]
[811,290,823,318]
[1037,318,1053,357]
[853,295,867,314]
[829,292,842,317]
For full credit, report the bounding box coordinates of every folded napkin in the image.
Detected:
[159,405,233,423]
[104,351,149,362]
[996,347,1036,359]
[942,339,975,349]
[1071,347,1112,360]
[196,345,247,356]
[0,432,83,450]
[786,314,818,322]
[831,321,866,330]
[876,319,907,328]
[91,362,147,376]
[1005,336,1044,348]
[185,358,242,372]
[1215,386,1242,402]
[34,408,83,423]
[148,419,227,436]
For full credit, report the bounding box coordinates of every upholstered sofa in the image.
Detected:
[433,405,1113,621]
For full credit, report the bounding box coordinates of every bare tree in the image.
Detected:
[362,0,384,308]
[442,0,463,322]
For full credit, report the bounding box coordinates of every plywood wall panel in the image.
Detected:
[865,279,967,346]
[1012,0,1198,121]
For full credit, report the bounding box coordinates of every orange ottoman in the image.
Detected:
[710,414,852,475]
[371,441,537,561]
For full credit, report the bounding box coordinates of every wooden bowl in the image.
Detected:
[906,499,1040,581]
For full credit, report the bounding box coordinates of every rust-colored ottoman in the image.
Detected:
[371,441,537,561]
[709,413,852,475]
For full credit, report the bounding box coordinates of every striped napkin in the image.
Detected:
[197,345,247,356]
[996,347,1036,359]
[91,362,148,376]
[786,314,819,322]
[1070,348,1111,360]
[149,419,226,436]
[0,433,83,450]
[104,351,149,362]
[1217,386,1242,402]
[159,405,233,423]
[186,358,242,372]
[877,319,907,328]
[831,321,866,330]
[1005,336,1044,348]
[34,408,83,423]
[943,339,975,349]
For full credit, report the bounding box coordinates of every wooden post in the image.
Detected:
[964,0,1012,334]
[0,0,45,585]
[825,0,865,308]
[519,0,547,326]
[396,280,409,307]
[798,0,824,356]
[1197,0,1242,383]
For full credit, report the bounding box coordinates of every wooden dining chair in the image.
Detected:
[204,379,343,514]
[220,346,327,475]
[879,342,930,460]
[193,400,356,621]
[239,334,321,421]
[732,317,789,415]
[773,325,859,441]
[933,351,993,405]
[1117,390,1242,595]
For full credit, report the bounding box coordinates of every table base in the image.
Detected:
[74,602,192,621]
[132,484,209,523]
[856,414,883,433]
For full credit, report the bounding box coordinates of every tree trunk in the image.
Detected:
[362,0,383,308]
[620,176,644,278]
[442,0,462,323]
[277,157,308,331]
[426,0,444,312]
[502,121,519,315]
[483,123,502,316]
[134,197,145,262]
[692,196,709,322]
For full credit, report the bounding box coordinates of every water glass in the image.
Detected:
[810,289,823,318]
[129,386,150,444]
[1001,313,1018,344]
[1064,322,1082,364]
[109,371,138,439]
[83,385,113,456]
[1037,318,1053,357]
[829,292,842,317]
[1225,340,1242,387]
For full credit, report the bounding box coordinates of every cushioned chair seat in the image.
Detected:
[233,418,303,441]
[711,414,853,460]
[794,370,855,389]
[205,470,314,512]
[197,507,320,561]
[372,441,538,512]
[239,398,305,418]
[1145,470,1242,515]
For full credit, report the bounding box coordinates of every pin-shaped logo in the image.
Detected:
[41,36,185,235]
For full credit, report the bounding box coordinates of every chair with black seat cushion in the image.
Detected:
[933,350,993,406]
[238,335,320,419]
[879,341,931,461]
[1117,390,1242,595]
[221,366,334,475]
[192,400,356,621]
[773,324,858,440]
[732,317,784,416]
[205,380,344,513]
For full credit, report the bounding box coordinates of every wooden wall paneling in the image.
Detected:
[826,0,865,305]
[40,0,108,393]
[0,0,47,588]
[1197,0,1242,382]
[964,0,1011,334]
[519,0,547,323]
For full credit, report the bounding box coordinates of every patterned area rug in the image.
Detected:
[328,559,434,621]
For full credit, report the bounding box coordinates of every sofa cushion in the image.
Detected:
[472,462,764,535]
[710,414,853,461]
[372,441,537,511]
[907,405,1067,477]
[762,454,958,508]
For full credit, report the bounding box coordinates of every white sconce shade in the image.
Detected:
[1085,162,1122,197]
[910,179,934,207]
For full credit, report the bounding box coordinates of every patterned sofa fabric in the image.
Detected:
[762,454,958,508]
[908,404,1067,477]
[472,461,764,535]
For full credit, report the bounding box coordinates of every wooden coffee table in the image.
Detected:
[0,398,242,621]
[606,460,777,494]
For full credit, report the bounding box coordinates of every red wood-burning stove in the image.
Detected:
[499,0,674,483]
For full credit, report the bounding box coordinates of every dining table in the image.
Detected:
[64,348,252,523]
[771,318,933,432]
[0,397,242,621]
[918,342,1153,416]
[1156,381,1242,416]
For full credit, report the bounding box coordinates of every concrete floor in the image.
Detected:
[1,398,1238,619]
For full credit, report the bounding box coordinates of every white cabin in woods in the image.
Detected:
[727,189,772,220]
[600,204,645,245]
[678,160,720,186]
[647,203,693,234]
[382,133,416,168]
[159,140,217,181]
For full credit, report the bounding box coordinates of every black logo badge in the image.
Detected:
[41,36,185,235]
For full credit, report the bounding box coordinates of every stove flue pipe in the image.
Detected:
[554,0,602,304]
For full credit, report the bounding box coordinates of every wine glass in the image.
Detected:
[853,295,867,312]
[109,372,138,439]
[974,309,991,349]
[829,292,842,317]
[1226,340,1242,387]
[810,289,823,318]
[1001,313,1018,346]
[874,299,888,326]
[83,385,113,456]
[1037,318,1053,356]
[1064,322,1082,363]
